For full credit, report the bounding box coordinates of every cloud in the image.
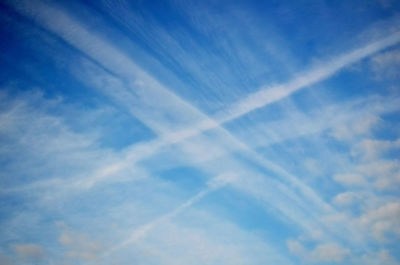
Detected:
[0,89,143,200]
[329,190,400,246]
[359,250,400,265]
[333,192,359,206]
[333,173,367,187]
[330,114,381,141]
[0,255,14,265]
[13,243,45,260]
[58,225,103,261]
[287,239,307,257]
[351,138,400,161]
[359,201,400,242]
[370,47,400,79]
[356,160,400,190]
[111,211,293,265]
[287,240,350,263]
[106,172,237,255]
[220,31,400,123]
[310,243,350,263]
[332,133,400,191]
[379,0,395,9]
[234,94,398,152]
[304,158,323,176]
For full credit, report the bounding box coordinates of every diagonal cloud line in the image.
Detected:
[238,95,400,149]
[218,31,400,123]
[8,0,400,248]
[103,189,212,256]
[103,172,236,256]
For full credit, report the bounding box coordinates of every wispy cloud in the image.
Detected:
[287,239,350,263]
[105,172,237,255]
[13,243,46,261]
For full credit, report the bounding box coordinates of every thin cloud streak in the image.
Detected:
[219,31,400,122]
[104,172,236,256]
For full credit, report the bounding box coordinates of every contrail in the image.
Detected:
[103,173,236,256]
[219,31,400,123]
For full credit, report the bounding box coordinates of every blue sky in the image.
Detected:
[0,0,400,264]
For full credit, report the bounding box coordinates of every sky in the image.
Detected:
[0,0,400,264]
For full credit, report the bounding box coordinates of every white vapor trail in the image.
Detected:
[103,173,236,255]
[220,31,400,122]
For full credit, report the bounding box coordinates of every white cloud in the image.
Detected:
[221,29,400,123]
[330,114,381,141]
[287,239,307,257]
[329,190,400,247]
[333,173,367,187]
[331,136,400,191]
[379,0,395,9]
[358,250,400,265]
[310,243,350,263]
[304,158,323,176]
[333,192,359,206]
[359,201,400,242]
[58,225,103,261]
[113,212,293,265]
[106,172,237,255]
[287,240,350,263]
[234,94,398,154]
[356,160,400,190]
[0,90,144,201]
[0,255,14,265]
[351,138,400,161]
[13,243,45,260]
[370,47,400,79]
